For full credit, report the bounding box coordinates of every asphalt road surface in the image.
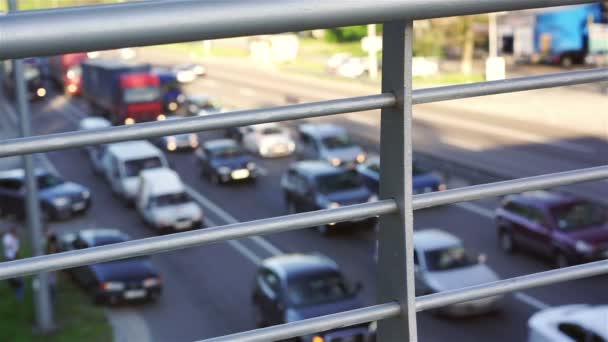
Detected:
[4,52,608,342]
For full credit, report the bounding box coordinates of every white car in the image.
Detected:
[335,57,367,78]
[242,123,295,158]
[78,117,112,174]
[413,229,503,317]
[528,305,608,342]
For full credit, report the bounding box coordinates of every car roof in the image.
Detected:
[139,168,184,195]
[203,139,239,150]
[79,117,112,130]
[291,160,343,177]
[0,168,50,180]
[507,190,579,207]
[79,228,129,246]
[106,141,162,161]
[298,123,346,138]
[262,254,339,280]
[414,229,462,251]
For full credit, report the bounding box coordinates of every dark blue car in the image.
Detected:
[153,69,184,113]
[59,229,162,304]
[356,156,446,195]
[0,169,91,221]
[252,254,373,342]
[196,139,258,184]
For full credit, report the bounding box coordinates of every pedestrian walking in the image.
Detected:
[3,226,25,301]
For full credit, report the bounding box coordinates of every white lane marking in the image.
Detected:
[239,87,256,97]
[453,202,495,219]
[201,79,218,87]
[196,214,262,265]
[440,136,485,152]
[416,111,593,155]
[250,235,283,256]
[514,292,551,310]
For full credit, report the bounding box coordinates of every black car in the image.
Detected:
[58,229,162,304]
[196,139,258,184]
[281,161,377,235]
[181,94,221,116]
[2,58,48,101]
[0,169,91,220]
[252,254,373,342]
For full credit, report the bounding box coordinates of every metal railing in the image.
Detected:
[0,0,606,341]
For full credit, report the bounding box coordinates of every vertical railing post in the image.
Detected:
[377,20,417,341]
[8,0,55,333]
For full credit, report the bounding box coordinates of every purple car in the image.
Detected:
[495,191,608,268]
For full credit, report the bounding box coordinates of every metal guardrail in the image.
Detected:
[1,1,607,341]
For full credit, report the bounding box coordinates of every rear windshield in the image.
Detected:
[151,192,191,207]
[316,170,363,194]
[124,157,163,178]
[287,272,354,307]
[424,246,475,271]
[37,173,65,189]
[365,162,430,177]
[210,145,244,158]
[322,135,353,149]
[551,202,607,231]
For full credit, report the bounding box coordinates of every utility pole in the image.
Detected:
[7,0,55,333]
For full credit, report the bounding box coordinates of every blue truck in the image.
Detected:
[152,68,185,113]
[534,3,605,67]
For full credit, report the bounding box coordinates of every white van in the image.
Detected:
[136,168,203,233]
[101,141,169,202]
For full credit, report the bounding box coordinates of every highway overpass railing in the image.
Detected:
[0,0,607,341]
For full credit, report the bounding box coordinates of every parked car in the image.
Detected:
[153,116,199,152]
[281,160,377,235]
[0,169,91,221]
[101,141,169,203]
[413,229,502,317]
[495,191,608,268]
[242,123,296,158]
[136,168,203,233]
[528,304,608,342]
[196,139,258,184]
[78,117,112,174]
[182,94,222,116]
[296,124,366,168]
[252,254,373,342]
[357,156,447,194]
[58,229,162,304]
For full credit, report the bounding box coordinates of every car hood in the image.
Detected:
[91,257,158,282]
[211,155,252,169]
[287,296,362,322]
[563,224,608,246]
[425,264,500,292]
[324,187,371,206]
[323,146,363,163]
[39,182,86,199]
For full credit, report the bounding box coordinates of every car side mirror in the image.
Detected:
[478,253,487,264]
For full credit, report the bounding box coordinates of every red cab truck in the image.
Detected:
[49,53,88,95]
[82,59,163,125]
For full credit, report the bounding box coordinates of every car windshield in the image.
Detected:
[425,246,475,271]
[551,202,607,231]
[124,157,163,178]
[316,170,363,194]
[210,145,244,158]
[123,86,161,104]
[322,134,353,149]
[413,164,429,176]
[37,174,65,189]
[287,272,354,307]
[260,127,283,135]
[151,192,190,207]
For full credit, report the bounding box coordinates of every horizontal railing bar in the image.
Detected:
[414,67,608,104]
[416,259,608,311]
[0,94,395,158]
[0,200,396,280]
[0,0,594,59]
[0,68,606,158]
[413,165,608,210]
[203,302,401,342]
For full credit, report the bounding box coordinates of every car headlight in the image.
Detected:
[218,166,231,175]
[329,157,341,167]
[327,202,340,209]
[247,162,256,170]
[37,88,46,97]
[189,134,199,147]
[368,194,378,202]
[142,277,162,288]
[52,197,70,207]
[356,152,367,164]
[82,190,91,199]
[575,240,593,254]
[101,281,125,291]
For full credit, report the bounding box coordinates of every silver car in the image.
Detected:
[414,229,503,317]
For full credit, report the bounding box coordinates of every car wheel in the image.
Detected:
[561,56,573,68]
[499,230,516,253]
[555,252,569,269]
[287,201,296,215]
[252,304,265,328]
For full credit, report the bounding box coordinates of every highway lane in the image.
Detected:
[27,91,606,342]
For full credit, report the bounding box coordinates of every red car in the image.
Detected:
[496,191,608,268]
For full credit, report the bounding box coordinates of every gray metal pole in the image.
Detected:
[377,20,418,341]
[8,0,54,333]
